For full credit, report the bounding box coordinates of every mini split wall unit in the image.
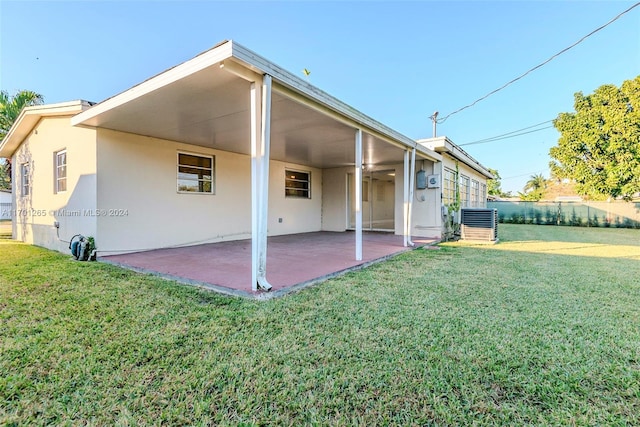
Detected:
[0,40,493,290]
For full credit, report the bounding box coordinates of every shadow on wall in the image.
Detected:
[49,174,97,251]
[13,156,97,252]
[14,143,33,243]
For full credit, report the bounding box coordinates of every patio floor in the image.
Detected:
[102,231,438,298]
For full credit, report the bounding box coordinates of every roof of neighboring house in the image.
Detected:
[417,136,494,179]
[0,189,11,194]
[0,100,93,158]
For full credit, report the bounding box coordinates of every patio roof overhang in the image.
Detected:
[71,40,441,168]
[71,40,440,292]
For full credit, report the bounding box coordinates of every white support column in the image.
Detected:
[257,74,273,291]
[355,129,363,261]
[250,74,273,292]
[407,148,416,247]
[403,150,409,247]
[250,81,261,291]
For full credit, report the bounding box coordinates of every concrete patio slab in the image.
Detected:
[102,231,438,298]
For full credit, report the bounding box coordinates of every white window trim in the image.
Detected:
[460,174,470,208]
[176,151,215,194]
[55,149,67,194]
[443,167,456,206]
[21,163,30,197]
[285,168,311,199]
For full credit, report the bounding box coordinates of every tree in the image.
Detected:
[486,168,512,198]
[519,173,547,201]
[0,90,44,189]
[0,159,9,190]
[549,76,640,201]
[487,168,503,196]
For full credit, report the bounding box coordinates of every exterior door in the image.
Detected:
[348,170,395,231]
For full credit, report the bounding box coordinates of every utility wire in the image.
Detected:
[437,2,640,124]
[459,120,554,146]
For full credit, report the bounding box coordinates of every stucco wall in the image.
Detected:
[321,167,348,232]
[12,116,97,252]
[410,160,442,237]
[96,129,322,255]
[321,161,441,238]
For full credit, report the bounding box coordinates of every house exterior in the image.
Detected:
[0,40,491,291]
[418,136,493,211]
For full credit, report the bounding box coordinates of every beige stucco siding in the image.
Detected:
[12,116,97,252]
[96,129,323,255]
[267,162,322,236]
[322,161,441,238]
[410,160,442,237]
[321,167,349,232]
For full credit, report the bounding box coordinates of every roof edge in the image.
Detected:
[230,41,441,161]
[0,100,92,158]
[71,40,233,127]
[418,136,494,179]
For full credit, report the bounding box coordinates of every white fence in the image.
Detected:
[0,203,12,220]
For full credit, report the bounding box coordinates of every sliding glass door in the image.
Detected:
[347,170,395,231]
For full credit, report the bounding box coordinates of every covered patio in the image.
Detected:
[103,231,438,298]
[72,40,442,293]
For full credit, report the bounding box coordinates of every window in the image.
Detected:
[443,167,457,205]
[21,163,30,196]
[55,150,67,193]
[285,169,310,198]
[177,153,214,193]
[471,180,479,207]
[460,175,470,207]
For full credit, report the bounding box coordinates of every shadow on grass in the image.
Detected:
[0,220,12,239]
[449,224,640,260]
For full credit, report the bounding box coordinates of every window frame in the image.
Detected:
[177,151,215,194]
[459,174,470,208]
[21,163,30,197]
[471,179,479,207]
[285,169,311,199]
[443,167,457,206]
[55,149,67,194]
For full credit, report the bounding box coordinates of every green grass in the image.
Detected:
[1,224,639,425]
[0,220,11,239]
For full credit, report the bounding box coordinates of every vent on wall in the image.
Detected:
[460,208,498,242]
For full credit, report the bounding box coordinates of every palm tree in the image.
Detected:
[0,90,44,189]
[519,173,547,201]
[524,173,547,193]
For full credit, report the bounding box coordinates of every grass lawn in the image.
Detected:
[1,224,639,425]
[0,220,11,239]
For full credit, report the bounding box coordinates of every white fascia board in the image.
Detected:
[0,100,91,158]
[230,42,441,162]
[418,136,493,179]
[71,41,234,127]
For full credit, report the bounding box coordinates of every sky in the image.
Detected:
[1,0,639,193]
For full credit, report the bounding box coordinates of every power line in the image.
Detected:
[459,120,554,146]
[502,170,547,181]
[460,126,554,146]
[437,2,640,124]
